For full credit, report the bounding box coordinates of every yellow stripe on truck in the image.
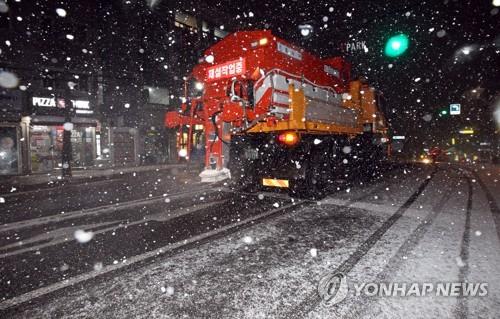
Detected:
[262,178,289,188]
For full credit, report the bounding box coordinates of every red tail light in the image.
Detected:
[277,131,299,146]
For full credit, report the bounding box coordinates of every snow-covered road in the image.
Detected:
[2,163,499,318]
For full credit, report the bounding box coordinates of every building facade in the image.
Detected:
[0,0,236,175]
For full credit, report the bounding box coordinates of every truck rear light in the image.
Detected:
[277,131,299,146]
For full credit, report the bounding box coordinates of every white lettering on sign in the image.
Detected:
[343,41,368,53]
[324,65,340,78]
[277,42,302,60]
[32,97,91,112]
[207,58,246,81]
[74,100,90,109]
[32,97,56,107]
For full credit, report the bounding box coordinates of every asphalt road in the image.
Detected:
[1,163,499,318]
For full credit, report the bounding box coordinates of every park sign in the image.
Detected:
[340,41,369,54]
[450,103,461,115]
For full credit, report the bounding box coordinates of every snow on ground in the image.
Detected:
[9,164,500,318]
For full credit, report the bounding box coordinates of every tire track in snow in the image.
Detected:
[469,169,500,243]
[284,167,438,319]
[453,176,472,319]
[345,168,461,318]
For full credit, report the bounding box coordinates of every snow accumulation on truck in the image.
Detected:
[165,30,391,198]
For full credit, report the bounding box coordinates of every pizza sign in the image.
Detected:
[207,58,246,81]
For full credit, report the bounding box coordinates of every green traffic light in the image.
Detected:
[384,34,409,57]
[441,110,448,115]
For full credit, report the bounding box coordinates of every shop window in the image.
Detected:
[30,125,96,172]
[30,125,61,172]
[0,126,19,175]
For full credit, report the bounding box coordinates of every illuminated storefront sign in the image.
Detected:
[32,97,93,114]
[207,58,246,81]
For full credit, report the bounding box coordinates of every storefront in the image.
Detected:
[28,93,99,173]
[29,121,97,172]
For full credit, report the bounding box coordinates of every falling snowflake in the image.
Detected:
[94,262,103,271]
[436,30,446,38]
[0,1,8,13]
[60,263,69,272]
[63,122,74,131]
[423,114,433,122]
[0,71,19,88]
[56,8,67,17]
[74,229,94,243]
[242,236,253,244]
[162,286,175,296]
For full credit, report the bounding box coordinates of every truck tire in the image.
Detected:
[289,151,327,200]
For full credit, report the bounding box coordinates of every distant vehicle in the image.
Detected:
[428,147,442,163]
[165,30,390,198]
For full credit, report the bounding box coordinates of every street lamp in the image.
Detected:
[298,23,314,39]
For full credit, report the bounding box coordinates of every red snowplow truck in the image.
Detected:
[165,30,390,198]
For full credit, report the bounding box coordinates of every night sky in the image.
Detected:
[2,0,499,152]
[210,0,500,149]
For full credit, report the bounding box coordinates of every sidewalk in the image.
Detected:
[0,164,188,195]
